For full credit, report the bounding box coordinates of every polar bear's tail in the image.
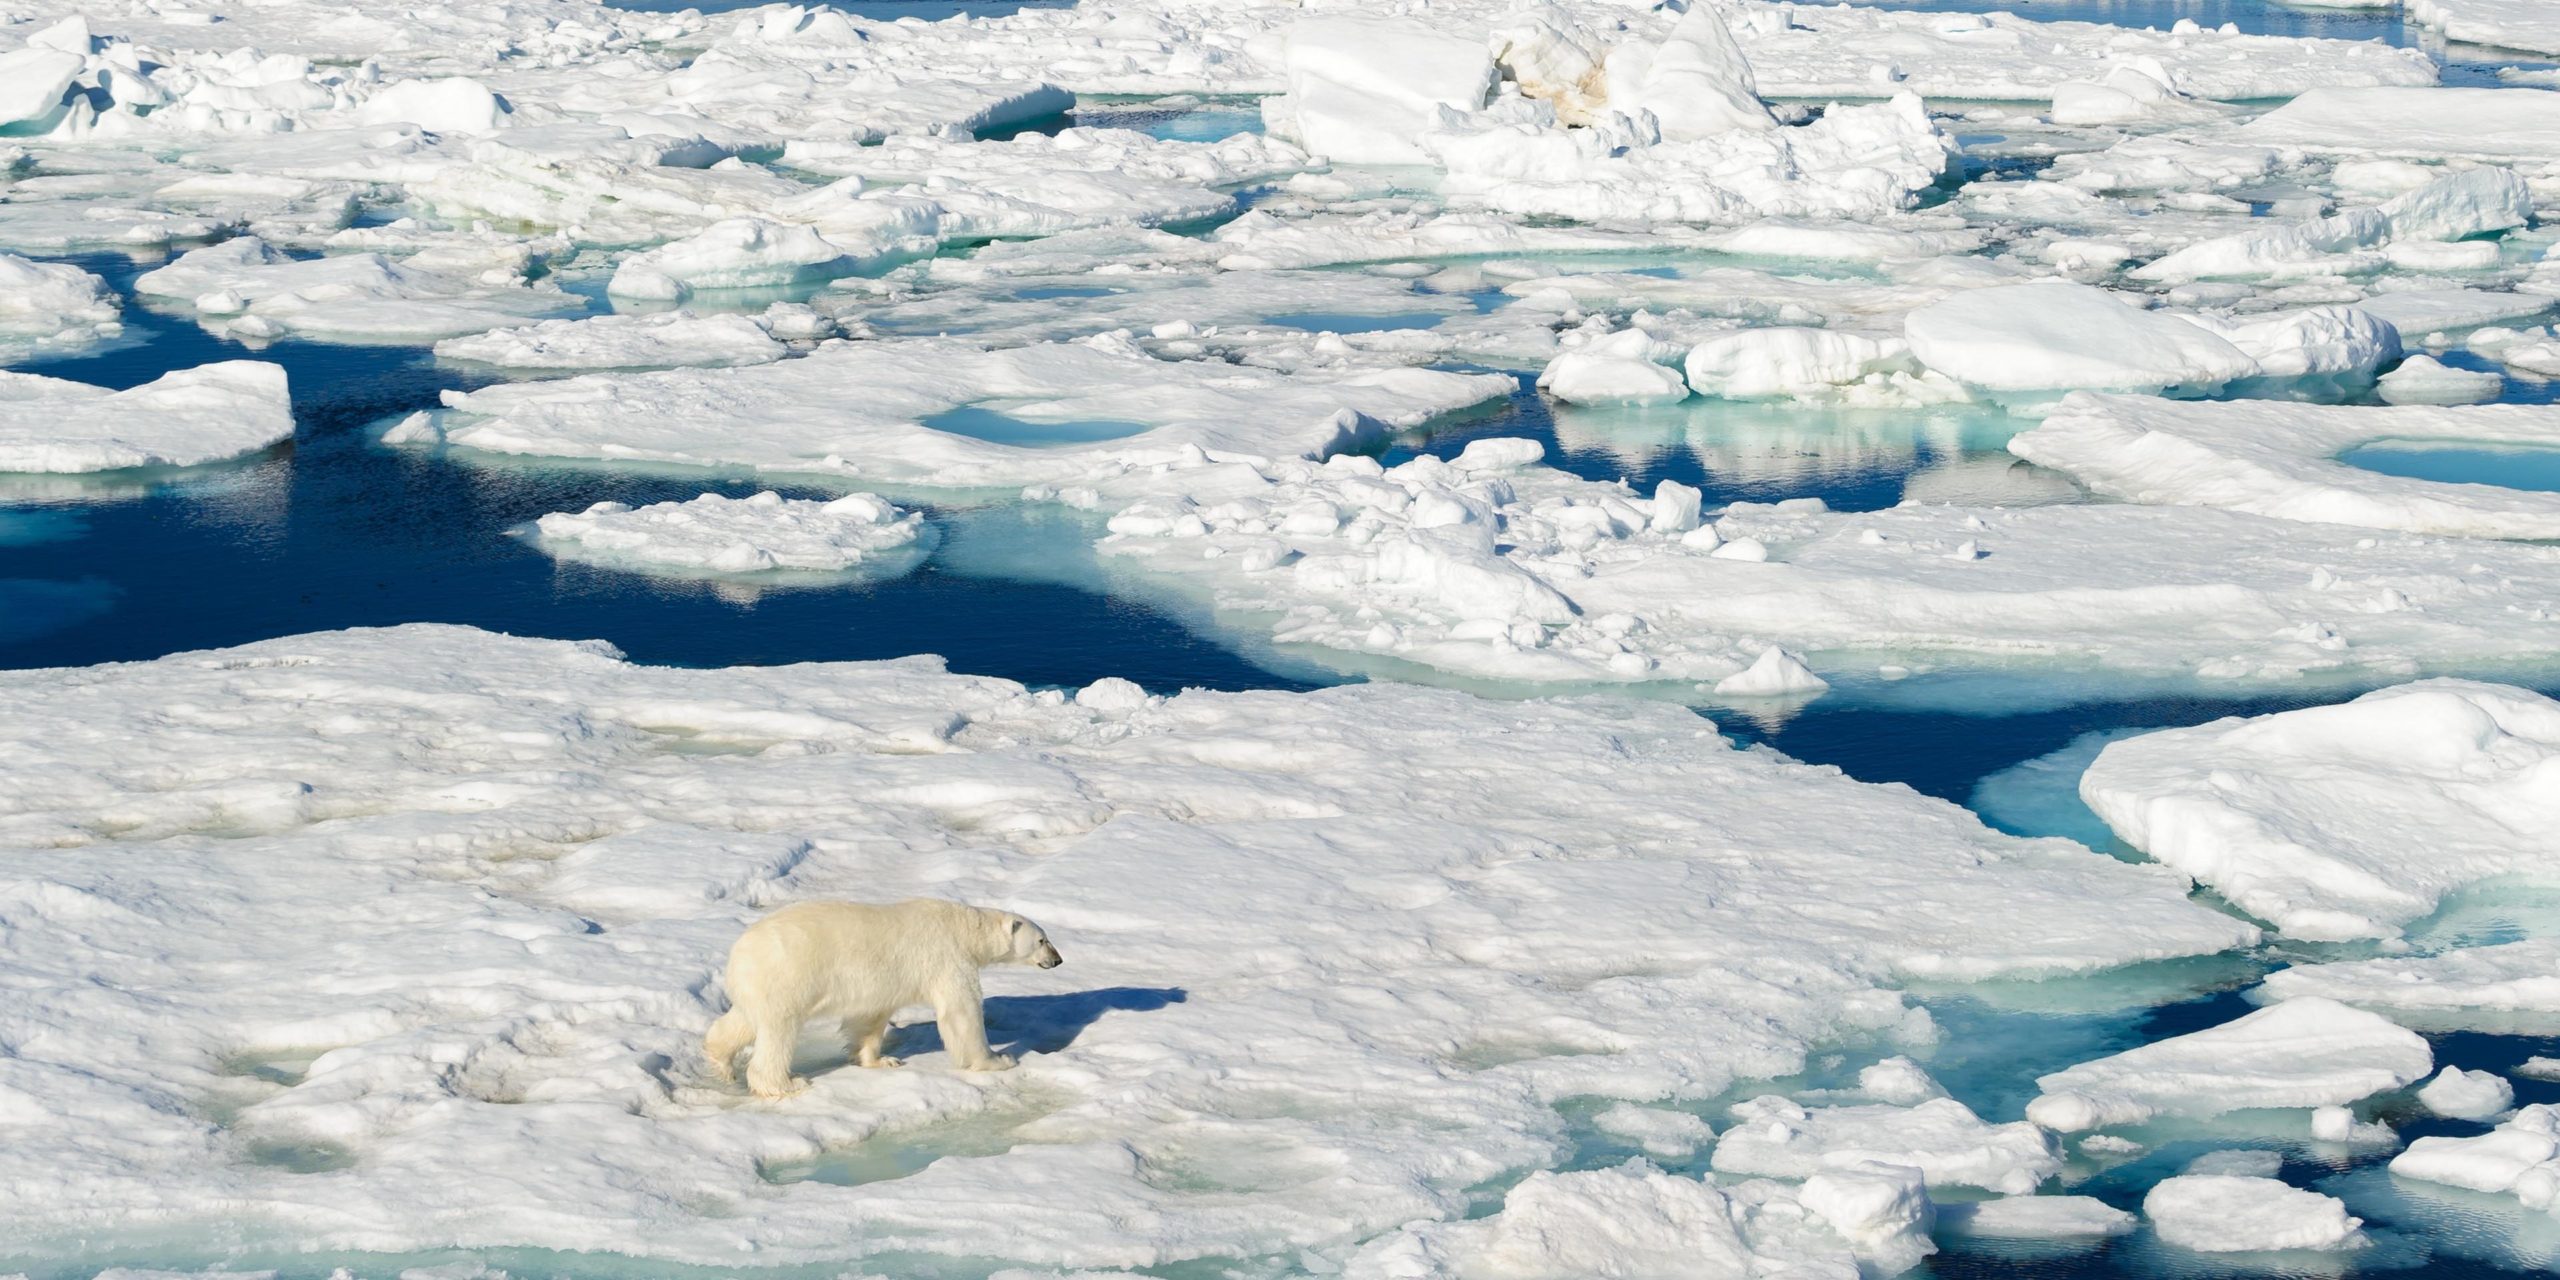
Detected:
[704,1010,752,1083]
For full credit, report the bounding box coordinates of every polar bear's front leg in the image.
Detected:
[745,1016,806,1098]
[933,980,1014,1072]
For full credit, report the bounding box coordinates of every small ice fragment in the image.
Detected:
[2417,1066,2516,1119]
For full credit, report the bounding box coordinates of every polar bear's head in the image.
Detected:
[999,913,1064,969]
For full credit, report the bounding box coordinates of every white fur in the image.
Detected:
[705,898,1062,1097]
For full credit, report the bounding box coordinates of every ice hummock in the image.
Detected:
[2027,998,2432,1132]
[2079,681,2560,941]
[527,491,933,581]
[0,361,293,473]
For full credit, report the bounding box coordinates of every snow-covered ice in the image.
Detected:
[2418,1066,2517,1119]
[433,310,793,371]
[2026,998,2432,1132]
[1711,1094,2061,1194]
[528,491,932,581]
[2144,1174,2367,1253]
[2079,681,2560,941]
[1939,1195,2136,1242]
[1903,283,2257,398]
[134,236,585,344]
[424,335,1514,490]
[2012,395,2560,540]
[0,361,292,474]
[0,624,2259,1267]
[2261,940,2560,1029]
[0,251,120,362]
[1095,446,2560,696]
[2390,1104,2560,1209]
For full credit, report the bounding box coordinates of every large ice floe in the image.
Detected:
[2012,394,2560,540]
[2079,681,2560,941]
[1090,441,2560,696]
[417,334,1515,489]
[2027,997,2433,1133]
[0,360,293,473]
[0,624,2257,1268]
[2262,939,2560,1032]
[0,251,121,362]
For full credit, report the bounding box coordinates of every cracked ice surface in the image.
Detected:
[0,624,2253,1268]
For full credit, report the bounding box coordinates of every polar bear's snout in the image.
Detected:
[1034,939,1064,969]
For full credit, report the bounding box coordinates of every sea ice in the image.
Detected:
[2078,681,2560,941]
[1938,1195,2136,1241]
[2417,1066,2516,1119]
[2143,1175,2367,1253]
[2390,1105,2560,1208]
[1098,447,2560,695]
[0,361,292,473]
[527,491,932,580]
[1902,282,2258,398]
[0,251,120,362]
[434,311,792,371]
[0,624,2255,1267]
[1263,17,1493,166]
[426,334,1514,489]
[134,236,584,343]
[2378,355,2506,407]
[2411,0,2560,55]
[2026,998,2432,1132]
[2261,939,2560,1028]
[1536,328,1690,405]
[2011,394,2560,539]
[1711,1095,2062,1194]
[2238,88,2560,162]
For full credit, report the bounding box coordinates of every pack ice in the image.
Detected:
[0,625,2256,1269]
[0,361,293,473]
[1094,443,2560,697]
[2014,395,2560,540]
[2079,681,2560,941]
[2027,997,2431,1132]
[528,491,932,581]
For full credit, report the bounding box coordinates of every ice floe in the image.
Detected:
[2261,939,2560,1029]
[423,334,1514,489]
[2417,1066,2517,1119]
[2391,1104,2560,1209]
[433,309,796,370]
[2143,1174,2367,1253]
[1094,445,2560,696]
[527,491,932,581]
[0,623,2254,1267]
[1939,1195,2136,1241]
[134,235,584,343]
[1711,1094,2062,1194]
[2078,681,2560,941]
[2012,394,2560,539]
[2411,0,2560,56]
[0,360,292,473]
[1903,282,2257,399]
[0,249,119,362]
[2026,998,2432,1132]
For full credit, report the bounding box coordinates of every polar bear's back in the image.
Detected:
[724,898,992,1019]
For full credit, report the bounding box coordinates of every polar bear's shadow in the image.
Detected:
[883,986,1187,1061]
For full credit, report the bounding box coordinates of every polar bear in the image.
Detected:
[704,898,1063,1097]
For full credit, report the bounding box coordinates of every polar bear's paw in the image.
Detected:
[861,1055,905,1069]
[968,1054,1018,1073]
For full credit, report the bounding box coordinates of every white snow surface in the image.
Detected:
[2411,0,2560,55]
[1939,1195,2136,1241]
[0,360,293,473]
[2261,939,2560,1024]
[2026,998,2433,1132]
[1093,445,2560,694]
[1903,283,2257,396]
[2143,1175,2367,1253]
[2011,394,2560,540]
[428,334,1515,490]
[2079,681,2560,941]
[1712,1095,2062,1194]
[433,310,791,370]
[134,236,585,343]
[0,624,2257,1267]
[2390,1104,2560,1209]
[0,251,120,362]
[529,491,930,579]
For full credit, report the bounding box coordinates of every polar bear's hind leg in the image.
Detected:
[704,1010,751,1083]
